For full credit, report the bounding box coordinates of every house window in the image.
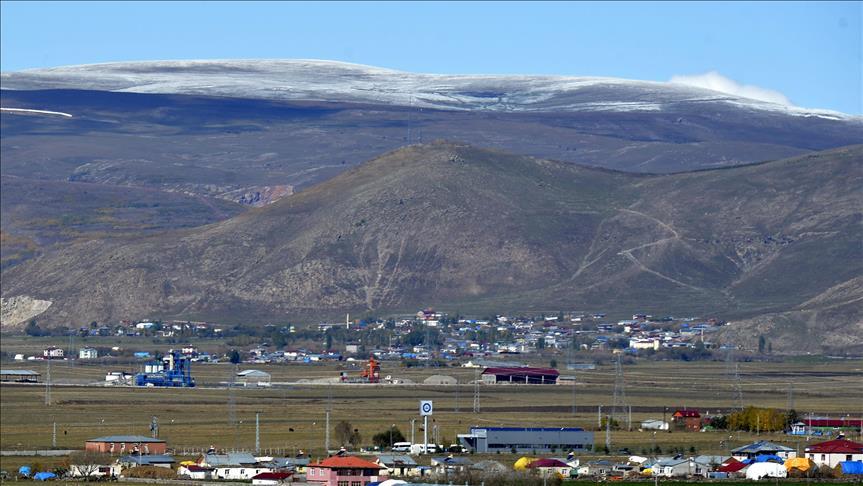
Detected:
[338,481,348,486]
[848,455,853,461]
[821,455,826,461]
[351,482,362,486]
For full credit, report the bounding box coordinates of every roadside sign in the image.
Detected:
[420,400,433,416]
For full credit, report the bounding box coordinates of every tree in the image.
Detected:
[228,349,241,364]
[758,335,766,354]
[325,332,333,350]
[372,426,406,449]
[537,337,546,350]
[335,420,362,447]
[66,451,111,480]
[25,319,43,337]
[549,358,558,369]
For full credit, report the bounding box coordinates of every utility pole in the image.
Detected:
[787,383,795,411]
[52,418,57,448]
[45,357,51,406]
[255,412,260,454]
[410,418,416,446]
[423,414,428,453]
[571,372,577,416]
[228,364,237,447]
[473,368,480,413]
[455,378,460,413]
[598,405,602,428]
[325,385,332,454]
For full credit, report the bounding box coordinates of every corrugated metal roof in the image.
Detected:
[0,369,40,375]
[472,426,585,432]
[121,454,175,464]
[482,367,559,377]
[87,435,165,443]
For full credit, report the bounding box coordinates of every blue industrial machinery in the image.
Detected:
[135,351,195,387]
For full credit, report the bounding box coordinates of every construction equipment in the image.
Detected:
[360,356,381,383]
[135,351,195,387]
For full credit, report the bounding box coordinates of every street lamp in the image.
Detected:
[390,424,395,450]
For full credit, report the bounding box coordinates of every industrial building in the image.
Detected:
[458,426,593,453]
[85,435,167,454]
[481,367,559,384]
[135,351,195,387]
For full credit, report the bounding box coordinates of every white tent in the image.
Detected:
[745,462,787,480]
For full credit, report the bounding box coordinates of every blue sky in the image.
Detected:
[1,1,860,114]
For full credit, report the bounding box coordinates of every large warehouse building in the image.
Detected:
[481,367,559,384]
[458,427,594,453]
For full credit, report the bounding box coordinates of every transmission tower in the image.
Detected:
[725,347,744,410]
[612,354,627,429]
[473,368,481,413]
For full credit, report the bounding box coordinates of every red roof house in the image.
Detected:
[307,456,383,486]
[805,438,863,468]
[671,410,702,431]
[717,458,747,474]
[252,471,293,485]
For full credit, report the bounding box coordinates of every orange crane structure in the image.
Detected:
[359,356,381,383]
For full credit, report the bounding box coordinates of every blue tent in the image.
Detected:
[841,461,863,475]
[754,454,783,463]
[33,472,56,481]
[18,466,31,477]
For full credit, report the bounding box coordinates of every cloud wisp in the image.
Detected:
[669,71,793,107]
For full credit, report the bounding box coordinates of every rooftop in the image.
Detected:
[87,435,165,443]
[310,456,383,469]
[806,438,863,454]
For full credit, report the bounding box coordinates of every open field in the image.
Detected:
[2,359,861,459]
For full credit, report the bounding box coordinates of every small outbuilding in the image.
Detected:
[0,369,40,383]
[237,369,272,387]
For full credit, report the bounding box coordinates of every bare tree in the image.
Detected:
[66,451,111,481]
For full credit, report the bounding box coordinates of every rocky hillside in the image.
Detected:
[2,142,860,352]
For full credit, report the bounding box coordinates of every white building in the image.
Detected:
[79,348,98,359]
[805,438,863,468]
[629,338,660,351]
[43,347,64,359]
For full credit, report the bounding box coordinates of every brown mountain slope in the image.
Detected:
[2,142,861,352]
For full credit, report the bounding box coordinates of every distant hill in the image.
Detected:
[3,142,860,353]
[3,61,862,271]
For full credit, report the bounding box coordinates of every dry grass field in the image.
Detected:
[2,358,861,461]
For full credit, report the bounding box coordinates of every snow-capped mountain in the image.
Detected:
[1,59,854,119]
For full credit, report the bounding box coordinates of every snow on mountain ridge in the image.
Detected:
[1,59,855,119]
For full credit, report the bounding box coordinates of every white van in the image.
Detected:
[409,443,438,454]
[391,442,412,452]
